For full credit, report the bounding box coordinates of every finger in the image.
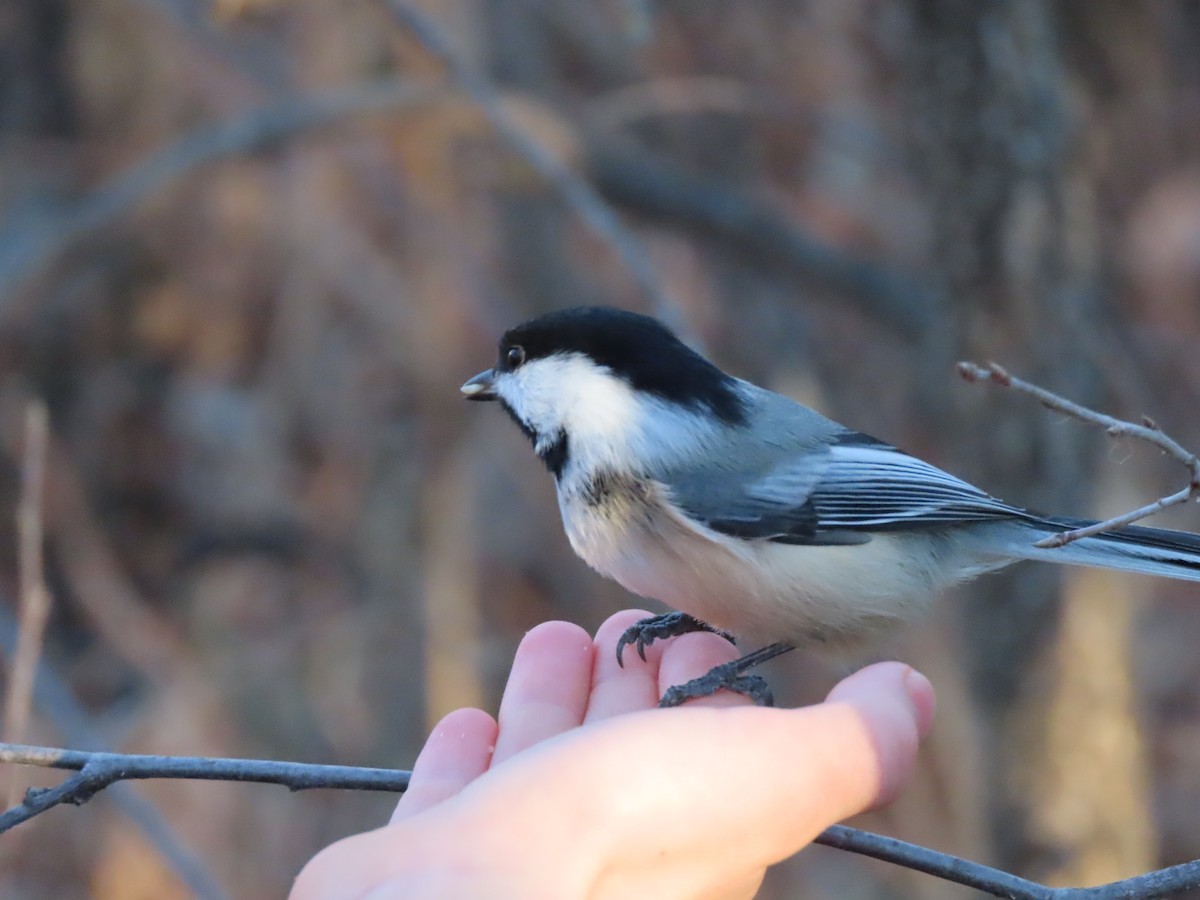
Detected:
[656,630,748,708]
[390,707,497,822]
[584,609,664,722]
[490,620,595,767]
[827,662,936,736]
[623,661,929,858]
[825,662,935,806]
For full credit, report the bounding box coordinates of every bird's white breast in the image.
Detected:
[556,474,956,648]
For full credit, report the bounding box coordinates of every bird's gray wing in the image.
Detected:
[662,446,846,545]
[664,432,1023,546]
[809,434,1023,530]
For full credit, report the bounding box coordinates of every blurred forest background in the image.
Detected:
[2,0,1200,897]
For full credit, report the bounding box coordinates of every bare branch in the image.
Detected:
[0,742,410,834]
[1,739,1198,896]
[814,825,1052,897]
[957,361,1200,547]
[818,826,1200,899]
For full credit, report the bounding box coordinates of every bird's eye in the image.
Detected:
[505,345,526,369]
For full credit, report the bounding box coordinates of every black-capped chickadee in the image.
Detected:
[462,307,1200,705]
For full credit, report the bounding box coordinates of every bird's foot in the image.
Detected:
[658,642,796,708]
[616,612,736,667]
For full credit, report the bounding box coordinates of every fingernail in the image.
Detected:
[902,667,935,737]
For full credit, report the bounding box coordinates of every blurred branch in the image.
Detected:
[0,78,433,307]
[38,428,191,681]
[134,0,291,93]
[385,0,935,339]
[2,401,51,807]
[1,738,1197,896]
[381,1,682,329]
[584,76,768,131]
[0,742,410,835]
[587,138,935,338]
[958,361,1200,546]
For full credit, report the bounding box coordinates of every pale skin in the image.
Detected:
[291,610,936,899]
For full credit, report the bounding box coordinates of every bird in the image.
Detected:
[461,306,1200,705]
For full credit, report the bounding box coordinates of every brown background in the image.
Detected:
[2,1,1200,897]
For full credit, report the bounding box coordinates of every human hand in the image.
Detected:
[291,609,935,899]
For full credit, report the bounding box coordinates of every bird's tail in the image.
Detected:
[997,516,1200,583]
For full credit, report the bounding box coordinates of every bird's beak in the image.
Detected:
[461,368,498,401]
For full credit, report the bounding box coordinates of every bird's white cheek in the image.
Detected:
[500,355,647,472]
[497,365,568,434]
[494,376,531,427]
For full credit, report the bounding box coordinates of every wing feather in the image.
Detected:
[663,433,1022,545]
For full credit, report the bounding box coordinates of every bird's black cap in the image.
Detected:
[498,307,746,425]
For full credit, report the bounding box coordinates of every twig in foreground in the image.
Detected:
[957,361,1200,548]
[1,741,1198,897]
[817,826,1200,900]
[0,742,410,835]
[0,607,225,900]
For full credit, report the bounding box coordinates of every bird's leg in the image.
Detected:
[659,642,796,708]
[615,611,736,667]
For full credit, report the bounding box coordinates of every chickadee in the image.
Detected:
[462,307,1200,705]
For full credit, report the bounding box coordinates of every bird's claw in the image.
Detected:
[657,641,795,708]
[615,612,735,667]
[659,670,774,707]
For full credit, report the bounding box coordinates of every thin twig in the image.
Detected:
[815,826,1050,898]
[381,0,681,330]
[817,826,1200,899]
[0,742,410,835]
[2,401,51,807]
[957,361,1200,547]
